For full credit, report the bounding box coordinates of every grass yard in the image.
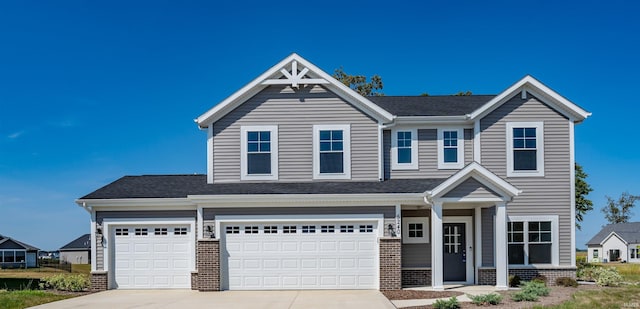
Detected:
[601,262,640,283]
[0,290,74,309]
[71,264,90,274]
[535,284,640,309]
[0,268,67,279]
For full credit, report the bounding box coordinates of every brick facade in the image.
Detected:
[478,267,577,286]
[379,237,401,290]
[90,271,108,292]
[402,269,431,286]
[196,239,220,291]
[191,272,198,290]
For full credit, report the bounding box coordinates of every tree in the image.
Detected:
[601,192,640,224]
[332,67,384,96]
[575,163,593,230]
[454,91,473,96]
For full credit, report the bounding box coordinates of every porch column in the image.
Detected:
[431,201,444,291]
[474,207,482,284]
[495,202,508,290]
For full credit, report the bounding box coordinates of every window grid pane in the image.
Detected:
[443,130,458,163]
[513,127,537,171]
[397,131,412,163]
[319,130,344,173]
[247,130,272,175]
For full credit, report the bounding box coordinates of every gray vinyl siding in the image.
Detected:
[482,207,495,267]
[95,210,197,270]
[443,178,501,199]
[480,92,572,265]
[212,85,379,183]
[384,129,474,179]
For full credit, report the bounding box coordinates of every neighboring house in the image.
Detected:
[0,234,39,268]
[77,53,591,292]
[586,222,640,263]
[60,234,91,264]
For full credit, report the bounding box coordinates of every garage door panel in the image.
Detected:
[222,221,378,290]
[113,224,191,289]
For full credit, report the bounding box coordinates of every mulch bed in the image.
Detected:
[386,284,602,309]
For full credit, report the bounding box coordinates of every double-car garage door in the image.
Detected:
[221,220,379,290]
[109,219,379,290]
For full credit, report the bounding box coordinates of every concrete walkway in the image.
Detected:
[391,285,499,308]
[30,289,396,309]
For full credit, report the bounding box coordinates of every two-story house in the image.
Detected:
[78,53,590,292]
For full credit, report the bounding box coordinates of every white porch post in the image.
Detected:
[197,206,204,240]
[474,207,482,284]
[495,202,508,290]
[431,201,444,291]
[90,210,97,272]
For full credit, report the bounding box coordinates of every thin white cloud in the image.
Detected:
[7,131,24,139]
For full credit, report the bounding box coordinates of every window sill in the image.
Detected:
[241,174,278,181]
[313,173,351,180]
[507,171,545,177]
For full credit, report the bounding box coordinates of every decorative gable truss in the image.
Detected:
[261,60,328,88]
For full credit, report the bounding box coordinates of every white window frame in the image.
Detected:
[437,128,464,169]
[402,217,429,244]
[506,122,545,177]
[507,215,559,266]
[240,125,278,181]
[313,124,351,180]
[391,128,418,170]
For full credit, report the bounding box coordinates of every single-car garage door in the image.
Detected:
[112,225,192,289]
[221,221,378,290]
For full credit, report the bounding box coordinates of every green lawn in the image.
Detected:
[535,284,640,309]
[71,264,91,274]
[0,290,74,309]
[0,268,66,279]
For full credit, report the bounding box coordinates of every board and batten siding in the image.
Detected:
[480,93,572,265]
[384,129,473,179]
[212,85,379,183]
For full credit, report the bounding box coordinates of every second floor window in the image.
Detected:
[437,128,464,169]
[313,124,351,179]
[391,129,418,170]
[506,122,544,177]
[240,125,278,180]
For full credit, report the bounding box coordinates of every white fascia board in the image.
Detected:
[394,116,470,126]
[75,198,195,209]
[187,193,425,207]
[428,162,522,199]
[469,75,591,122]
[196,53,394,127]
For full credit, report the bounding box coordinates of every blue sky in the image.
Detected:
[1,1,638,250]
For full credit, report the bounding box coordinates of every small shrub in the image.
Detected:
[511,291,539,302]
[433,296,460,309]
[594,267,623,287]
[555,277,578,287]
[40,274,89,292]
[576,263,601,281]
[511,281,550,302]
[531,275,547,285]
[509,274,521,287]
[470,293,503,305]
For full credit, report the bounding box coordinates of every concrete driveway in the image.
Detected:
[30,289,396,309]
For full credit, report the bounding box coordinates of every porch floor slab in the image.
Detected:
[392,285,498,308]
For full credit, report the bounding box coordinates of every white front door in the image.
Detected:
[112,225,192,289]
[221,220,379,290]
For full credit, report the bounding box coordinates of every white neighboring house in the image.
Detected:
[59,234,91,264]
[586,222,640,263]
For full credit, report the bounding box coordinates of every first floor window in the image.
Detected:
[508,217,555,265]
[593,249,599,259]
[402,217,429,244]
[630,248,637,259]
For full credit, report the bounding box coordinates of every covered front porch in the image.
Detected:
[398,163,521,290]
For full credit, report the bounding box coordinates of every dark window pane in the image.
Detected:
[409,230,416,237]
[248,153,271,174]
[320,141,331,151]
[529,244,552,263]
[513,233,523,242]
[525,128,536,137]
[259,142,270,152]
[332,141,343,151]
[529,222,539,231]
[248,142,259,152]
[514,150,537,170]
[509,244,525,264]
[525,139,536,148]
[541,232,551,242]
[15,251,25,263]
[444,148,457,163]
[248,132,259,141]
[529,233,540,242]
[513,222,524,231]
[259,131,270,141]
[513,128,524,138]
[320,153,343,173]
[514,139,524,148]
[541,222,551,231]
[320,130,331,140]
[416,231,423,237]
[398,148,411,163]
[450,139,457,147]
[332,130,343,140]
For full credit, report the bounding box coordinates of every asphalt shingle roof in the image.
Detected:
[80,175,444,199]
[367,95,495,116]
[586,222,640,245]
[59,234,91,251]
[0,234,40,251]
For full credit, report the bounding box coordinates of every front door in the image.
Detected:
[610,249,620,262]
[443,223,466,281]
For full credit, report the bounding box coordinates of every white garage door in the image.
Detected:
[113,225,191,289]
[221,221,378,290]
